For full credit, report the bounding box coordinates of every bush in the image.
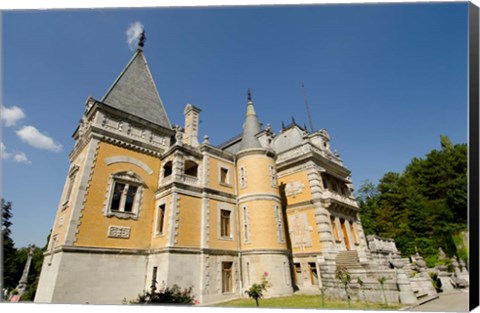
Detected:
[245,272,271,307]
[429,272,442,293]
[131,282,196,305]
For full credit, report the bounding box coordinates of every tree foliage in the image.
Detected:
[356,136,468,264]
[2,198,47,300]
[2,199,18,291]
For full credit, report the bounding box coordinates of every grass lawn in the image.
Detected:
[213,294,403,310]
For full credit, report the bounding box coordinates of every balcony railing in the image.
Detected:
[321,190,358,208]
[161,174,199,186]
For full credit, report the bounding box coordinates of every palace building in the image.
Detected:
[34,36,396,305]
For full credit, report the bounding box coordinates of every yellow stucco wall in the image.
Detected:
[239,199,287,251]
[150,194,173,249]
[207,156,235,194]
[74,142,160,249]
[278,170,312,205]
[175,194,202,248]
[237,154,278,195]
[51,148,88,246]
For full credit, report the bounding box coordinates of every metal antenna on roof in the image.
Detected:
[302,82,315,133]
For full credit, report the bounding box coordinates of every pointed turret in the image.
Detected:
[101,38,171,129]
[239,89,262,150]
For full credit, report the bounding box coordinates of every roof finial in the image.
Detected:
[247,88,252,102]
[138,30,146,50]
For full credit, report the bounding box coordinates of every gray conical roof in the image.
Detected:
[239,92,262,150]
[101,50,171,129]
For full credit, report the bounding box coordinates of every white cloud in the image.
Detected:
[1,142,12,159]
[1,142,31,164]
[126,21,144,50]
[1,105,26,127]
[16,125,63,152]
[13,152,31,164]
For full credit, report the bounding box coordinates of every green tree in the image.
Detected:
[357,136,467,265]
[356,180,379,236]
[2,199,19,291]
[335,267,352,308]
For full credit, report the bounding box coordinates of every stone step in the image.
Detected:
[336,250,363,270]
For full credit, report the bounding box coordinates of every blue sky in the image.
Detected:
[2,3,469,248]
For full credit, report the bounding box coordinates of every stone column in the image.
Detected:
[307,165,335,255]
[15,245,36,297]
[344,219,355,251]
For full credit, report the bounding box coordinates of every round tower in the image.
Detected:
[236,89,293,296]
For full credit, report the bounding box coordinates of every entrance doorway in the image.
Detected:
[340,219,351,250]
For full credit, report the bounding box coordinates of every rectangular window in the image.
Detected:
[124,185,138,212]
[156,204,166,234]
[63,172,77,206]
[222,262,233,293]
[309,262,319,285]
[243,206,249,243]
[269,165,277,187]
[240,167,247,188]
[111,183,125,211]
[221,209,231,237]
[220,167,230,185]
[283,261,290,286]
[275,205,284,243]
[110,182,139,214]
[294,263,302,285]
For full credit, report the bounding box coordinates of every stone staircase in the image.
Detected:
[335,250,364,270]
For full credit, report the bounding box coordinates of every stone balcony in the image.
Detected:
[161,174,199,186]
[321,190,358,208]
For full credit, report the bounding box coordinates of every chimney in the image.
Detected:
[183,104,201,147]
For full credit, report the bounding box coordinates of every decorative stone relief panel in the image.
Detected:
[107,225,130,239]
[288,212,313,249]
[285,180,305,197]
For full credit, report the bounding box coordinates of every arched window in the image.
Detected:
[184,160,198,177]
[163,161,173,177]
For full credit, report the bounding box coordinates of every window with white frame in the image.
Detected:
[219,166,230,185]
[62,165,79,208]
[222,262,233,293]
[155,204,166,235]
[239,166,247,189]
[242,206,250,243]
[220,209,231,238]
[269,165,277,187]
[274,205,285,243]
[218,204,234,239]
[105,171,144,219]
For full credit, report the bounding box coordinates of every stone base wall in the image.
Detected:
[35,250,148,304]
[241,252,293,298]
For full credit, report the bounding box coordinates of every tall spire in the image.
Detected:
[100,40,171,129]
[239,88,262,150]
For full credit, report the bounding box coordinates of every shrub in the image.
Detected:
[335,267,352,308]
[245,272,271,307]
[131,282,196,305]
[429,272,442,293]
